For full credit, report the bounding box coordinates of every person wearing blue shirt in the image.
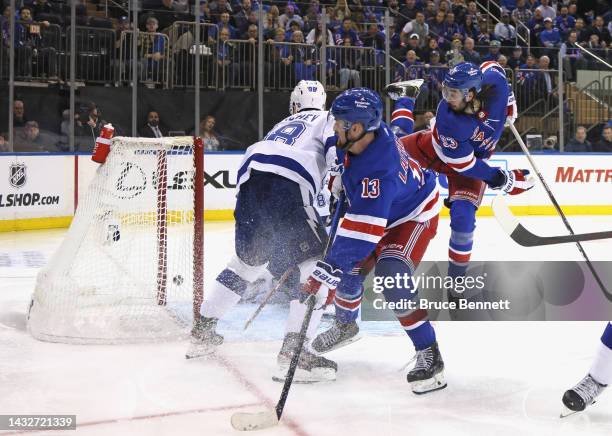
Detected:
[555,5,576,38]
[539,17,561,47]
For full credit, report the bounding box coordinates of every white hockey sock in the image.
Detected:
[589,340,612,386]
[200,280,242,320]
[285,299,324,339]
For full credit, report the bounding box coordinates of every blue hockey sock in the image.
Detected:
[602,322,612,349]
[407,321,437,351]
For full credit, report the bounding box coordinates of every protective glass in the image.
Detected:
[441,85,466,103]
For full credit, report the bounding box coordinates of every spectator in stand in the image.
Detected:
[302,6,318,35]
[451,0,467,25]
[292,30,316,81]
[401,12,429,47]
[512,0,533,29]
[565,126,593,152]
[394,49,424,81]
[423,0,437,21]
[528,8,546,44]
[416,111,435,131]
[399,0,421,22]
[594,126,612,152]
[555,6,576,39]
[209,12,238,42]
[420,36,442,62]
[588,16,611,47]
[13,100,28,128]
[14,120,56,152]
[279,4,303,31]
[442,12,462,45]
[285,19,302,42]
[139,111,166,138]
[438,0,450,15]
[234,0,253,35]
[462,37,481,63]
[334,17,362,46]
[584,34,603,66]
[501,0,517,14]
[197,115,221,151]
[306,21,334,46]
[466,1,482,22]
[445,37,464,66]
[210,0,233,21]
[266,27,293,87]
[15,6,56,79]
[494,12,517,46]
[427,11,447,46]
[539,17,561,50]
[404,33,426,60]
[77,102,107,142]
[476,16,491,47]
[482,39,502,61]
[463,15,480,41]
[139,17,165,82]
[424,50,446,104]
[338,36,362,89]
[560,31,587,81]
[537,55,554,94]
[574,18,590,43]
[241,11,260,39]
[507,45,524,69]
[536,0,556,21]
[216,27,238,87]
[498,54,508,67]
[362,23,385,51]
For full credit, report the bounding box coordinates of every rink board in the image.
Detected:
[0,152,611,231]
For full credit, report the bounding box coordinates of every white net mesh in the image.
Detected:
[28,137,202,344]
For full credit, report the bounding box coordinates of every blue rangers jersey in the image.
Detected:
[325,122,440,273]
[431,61,517,183]
[237,110,336,197]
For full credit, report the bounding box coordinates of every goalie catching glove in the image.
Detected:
[489,168,535,196]
[300,260,341,308]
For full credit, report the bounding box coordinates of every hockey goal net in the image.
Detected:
[28,136,204,344]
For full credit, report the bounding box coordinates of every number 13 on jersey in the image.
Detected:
[361,178,380,198]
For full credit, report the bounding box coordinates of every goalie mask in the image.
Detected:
[290,80,327,115]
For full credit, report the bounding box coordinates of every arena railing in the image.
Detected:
[2,21,61,82]
[64,26,117,85]
[262,41,321,91]
[169,21,219,89]
[118,30,170,89]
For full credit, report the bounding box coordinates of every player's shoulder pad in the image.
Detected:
[435,100,473,142]
[480,61,508,85]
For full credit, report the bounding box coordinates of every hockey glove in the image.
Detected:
[301,261,341,308]
[490,169,535,195]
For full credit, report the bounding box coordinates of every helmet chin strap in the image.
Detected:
[338,129,368,151]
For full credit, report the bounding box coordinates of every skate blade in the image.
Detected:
[272,366,336,384]
[560,400,595,418]
[314,334,362,354]
[185,343,217,359]
[410,372,447,395]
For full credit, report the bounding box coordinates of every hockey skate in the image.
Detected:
[406,342,447,394]
[312,320,360,354]
[561,374,607,417]
[382,79,425,101]
[273,333,338,383]
[185,316,224,359]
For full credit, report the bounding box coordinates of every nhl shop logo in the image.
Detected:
[9,163,27,188]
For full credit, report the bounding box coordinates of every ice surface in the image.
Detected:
[1,216,612,435]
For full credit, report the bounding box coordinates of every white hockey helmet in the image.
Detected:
[289,80,326,115]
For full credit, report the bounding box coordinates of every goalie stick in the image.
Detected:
[507,122,610,300]
[492,195,612,246]
[231,193,345,432]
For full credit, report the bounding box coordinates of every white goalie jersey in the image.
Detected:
[236,110,336,198]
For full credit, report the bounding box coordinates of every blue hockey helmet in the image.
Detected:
[330,88,383,132]
[442,62,483,102]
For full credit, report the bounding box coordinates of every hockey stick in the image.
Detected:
[243,267,296,331]
[506,123,610,298]
[492,195,612,246]
[231,193,345,431]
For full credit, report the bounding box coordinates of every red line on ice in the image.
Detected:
[213,353,311,436]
